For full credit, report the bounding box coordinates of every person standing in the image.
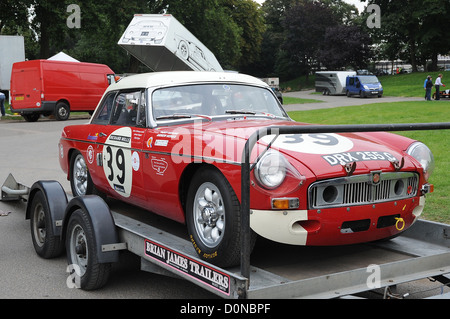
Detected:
[426,76,433,101]
[424,75,431,100]
[435,74,445,100]
[0,91,6,117]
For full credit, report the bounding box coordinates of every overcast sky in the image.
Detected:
[253,0,367,13]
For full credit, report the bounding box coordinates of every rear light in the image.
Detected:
[41,93,45,99]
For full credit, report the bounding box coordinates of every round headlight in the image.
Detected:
[254,150,287,189]
[407,142,434,181]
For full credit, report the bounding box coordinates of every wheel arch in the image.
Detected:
[26,180,68,237]
[66,147,78,180]
[178,163,229,214]
[62,195,120,264]
[56,98,71,108]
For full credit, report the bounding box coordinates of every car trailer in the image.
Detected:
[2,122,450,299]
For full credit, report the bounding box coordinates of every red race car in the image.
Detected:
[59,71,434,267]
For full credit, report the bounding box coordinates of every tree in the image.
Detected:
[282,1,338,82]
[223,0,266,70]
[365,0,450,72]
[417,0,450,71]
[318,24,372,70]
[0,0,30,34]
[29,0,69,58]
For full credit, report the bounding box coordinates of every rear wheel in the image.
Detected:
[70,151,105,199]
[70,151,94,197]
[22,113,40,122]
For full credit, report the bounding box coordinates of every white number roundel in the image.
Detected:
[103,127,133,197]
[262,133,354,155]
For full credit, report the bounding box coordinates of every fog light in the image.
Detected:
[272,198,299,210]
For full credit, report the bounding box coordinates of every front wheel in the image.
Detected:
[186,168,254,267]
[55,101,70,121]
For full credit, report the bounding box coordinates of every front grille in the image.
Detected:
[309,172,419,209]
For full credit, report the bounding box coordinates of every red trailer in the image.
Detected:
[10,59,115,121]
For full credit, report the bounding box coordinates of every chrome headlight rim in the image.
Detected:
[407,142,434,180]
[254,150,287,190]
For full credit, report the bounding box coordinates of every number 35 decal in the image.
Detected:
[262,133,354,155]
[103,127,133,197]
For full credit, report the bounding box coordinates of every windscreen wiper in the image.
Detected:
[225,110,256,115]
[156,114,192,120]
[156,113,212,121]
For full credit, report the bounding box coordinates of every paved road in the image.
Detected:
[282,90,423,112]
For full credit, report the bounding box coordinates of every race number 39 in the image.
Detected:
[103,127,133,197]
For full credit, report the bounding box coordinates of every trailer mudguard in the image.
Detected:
[26,180,68,237]
[63,195,120,263]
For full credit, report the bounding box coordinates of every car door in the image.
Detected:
[90,89,147,206]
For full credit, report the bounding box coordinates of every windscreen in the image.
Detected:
[152,84,287,120]
[359,76,380,84]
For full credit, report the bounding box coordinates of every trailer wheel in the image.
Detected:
[29,191,64,258]
[55,101,70,121]
[66,208,111,290]
[186,168,255,267]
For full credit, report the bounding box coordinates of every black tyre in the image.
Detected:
[29,191,64,258]
[22,113,40,122]
[186,167,255,267]
[66,208,111,290]
[55,101,70,121]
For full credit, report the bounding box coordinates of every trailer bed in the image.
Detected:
[107,198,450,299]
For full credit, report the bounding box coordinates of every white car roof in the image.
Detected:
[107,71,268,92]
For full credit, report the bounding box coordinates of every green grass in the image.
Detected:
[288,100,450,224]
[379,71,450,97]
[0,101,21,120]
[280,71,450,98]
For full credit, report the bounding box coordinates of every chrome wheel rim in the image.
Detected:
[73,154,87,196]
[193,182,225,248]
